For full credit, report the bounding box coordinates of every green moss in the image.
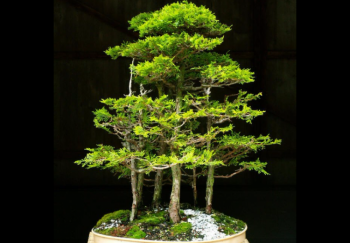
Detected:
[211,210,246,236]
[223,227,236,235]
[132,210,167,225]
[155,210,167,217]
[212,215,221,222]
[171,222,192,235]
[95,210,130,227]
[236,219,246,229]
[125,226,146,239]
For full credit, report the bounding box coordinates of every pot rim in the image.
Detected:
[91,224,247,243]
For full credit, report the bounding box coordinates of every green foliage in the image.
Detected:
[200,62,254,85]
[75,144,116,169]
[128,1,231,37]
[77,85,280,177]
[105,32,223,61]
[218,133,281,151]
[182,91,264,125]
[171,222,192,235]
[239,158,269,175]
[184,52,235,68]
[213,133,281,171]
[74,144,153,176]
[134,55,179,83]
[95,210,131,228]
[134,126,150,138]
[125,225,146,239]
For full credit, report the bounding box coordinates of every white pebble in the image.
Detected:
[183,209,227,241]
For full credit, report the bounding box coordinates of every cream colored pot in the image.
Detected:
[87,226,248,243]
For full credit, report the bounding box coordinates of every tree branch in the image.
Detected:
[214,166,248,178]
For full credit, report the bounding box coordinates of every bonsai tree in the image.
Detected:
[75,0,281,226]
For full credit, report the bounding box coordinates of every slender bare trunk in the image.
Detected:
[205,116,215,214]
[152,170,163,208]
[151,84,166,208]
[137,172,144,207]
[127,62,138,221]
[192,168,197,207]
[205,165,215,214]
[130,158,138,221]
[156,84,163,98]
[169,164,181,223]
[136,97,145,209]
[168,65,184,223]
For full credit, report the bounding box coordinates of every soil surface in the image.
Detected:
[93,205,246,241]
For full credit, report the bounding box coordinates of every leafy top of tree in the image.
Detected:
[128,1,231,37]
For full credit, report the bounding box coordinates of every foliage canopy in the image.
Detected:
[75,0,281,224]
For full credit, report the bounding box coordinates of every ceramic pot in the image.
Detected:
[87,225,248,243]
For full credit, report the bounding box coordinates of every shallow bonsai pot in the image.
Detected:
[87,225,248,243]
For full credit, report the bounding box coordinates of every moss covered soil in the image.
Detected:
[93,206,246,241]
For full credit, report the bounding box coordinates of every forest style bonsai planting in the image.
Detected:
[75,1,281,241]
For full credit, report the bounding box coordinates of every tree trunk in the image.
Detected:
[192,168,197,207]
[130,159,138,221]
[136,105,145,208]
[156,84,164,98]
[152,169,163,208]
[169,164,181,223]
[168,65,184,223]
[137,172,144,207]
[205,165,215,214]
[205,116,214,214]
[152,85,165,209]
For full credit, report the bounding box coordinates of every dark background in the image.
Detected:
[54,0,296,242]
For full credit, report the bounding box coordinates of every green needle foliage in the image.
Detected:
[128,1,231,37]
[75,0,281,224]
